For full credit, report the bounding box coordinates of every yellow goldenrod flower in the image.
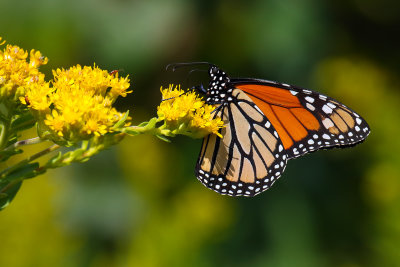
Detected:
[0,38,47,102]
[19,81,53,112]
[45,110,65,136]
[190,105,224,138]
[157,84,224,138]
[23,64,131,144]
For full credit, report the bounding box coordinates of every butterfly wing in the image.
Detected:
[231,78,371,159]
[196,89,287,196]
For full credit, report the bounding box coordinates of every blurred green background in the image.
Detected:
[1,0,399,266]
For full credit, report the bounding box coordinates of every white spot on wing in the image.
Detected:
[305,96,314,103]
[327,103,336,109]
[322,134,331,140]
[322,118,334,129]
[319,95,327,100]
[306,103,315,111]
[322,105,333,114]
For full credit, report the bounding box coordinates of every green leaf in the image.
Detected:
[47,151,63,166]
[123,128,141,135]
[112,110,129,129]
[3,162,40,182]
[11,112,35,132]
[156,134,171,142]
[0,181,22,211]
[0,148,22,162]
[145,118,158,129]
[70,148,86,159]
[137,121,149,127]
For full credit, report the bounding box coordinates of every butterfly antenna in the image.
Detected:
[184,68,208,86]
[188,68,208,76]
[166,62,215,72]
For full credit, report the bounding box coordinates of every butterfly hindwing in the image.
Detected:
[196,89,287,197]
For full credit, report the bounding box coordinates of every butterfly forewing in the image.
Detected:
[196,89,287,196]
[285,87,370,158]
[232,80,370,159]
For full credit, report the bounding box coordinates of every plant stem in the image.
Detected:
[0,144,60,178]
[0,120,10,150]
[28,144,60,162]
[4,137,44,151]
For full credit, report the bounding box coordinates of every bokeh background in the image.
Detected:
[1,0,399,266]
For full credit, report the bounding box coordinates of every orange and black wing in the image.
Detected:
[196,89,287,196]
[232,78,370,159]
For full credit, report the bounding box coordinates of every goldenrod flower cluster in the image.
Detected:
[0,37,48,102]
[157,85,224,138]
[21,65,131,143]
[0,36,230,211]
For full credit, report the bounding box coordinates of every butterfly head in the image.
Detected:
[165,62,232,105]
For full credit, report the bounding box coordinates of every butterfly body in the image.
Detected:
[170,63,370,197]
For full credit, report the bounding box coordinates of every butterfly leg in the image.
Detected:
[191,84,208,94]
[211,103,223,114]
[161,92,185,101]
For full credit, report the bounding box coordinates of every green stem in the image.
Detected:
[4,137,44,151]
[0,144,60,178]
[0,101,14,150]
[0,120,10,150]
[125,125,172,137]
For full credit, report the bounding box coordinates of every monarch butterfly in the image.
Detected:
[168,62,370,197]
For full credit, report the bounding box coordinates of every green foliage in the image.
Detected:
[0,180,22,210]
